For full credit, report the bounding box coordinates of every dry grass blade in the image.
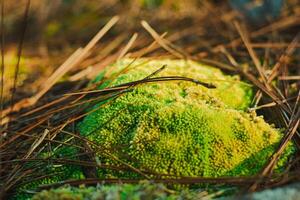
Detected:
[234,21,267,84]
[0,0,4,187]
[279,76,300,80]
[0,16,119,125]
[268,33,300,82]
[32,48,83,102]
[141,20,184,59]
[117,33,138,60]
[63,86,128,96]
[215,15,300,51]
[130,32,168,58]
[249,96,297,111]
[247,58,300,192]
[249,112,300,192]
[25,129,49,159]
[0,0,5,126]
[251,15,300,38]
[8,0,31,126]
[250,43,300,49]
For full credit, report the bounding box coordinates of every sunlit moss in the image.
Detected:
[14,58,295,199]
[79,58,294,178]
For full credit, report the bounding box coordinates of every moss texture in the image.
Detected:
[13,147,85,200]
[32,181,200,200]
[15,59,294,199]
[79,58,293,178]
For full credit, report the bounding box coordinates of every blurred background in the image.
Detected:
[3,0,299,52]
[0,0,299,103]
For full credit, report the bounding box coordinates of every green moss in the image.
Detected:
[95,59,253,110]
[78,58,294,178]
[32,181,201,200]
[13,146,85,200]
[15,58,295,199]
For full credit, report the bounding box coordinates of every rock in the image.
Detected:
[78,58,293,178]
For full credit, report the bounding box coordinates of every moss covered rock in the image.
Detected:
[14,58,294,199]
[78,58,293,178]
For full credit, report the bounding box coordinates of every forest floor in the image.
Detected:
[0,0,299,199]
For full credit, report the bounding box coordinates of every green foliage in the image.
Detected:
[79,58,294,178]
[32,181,201,200]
